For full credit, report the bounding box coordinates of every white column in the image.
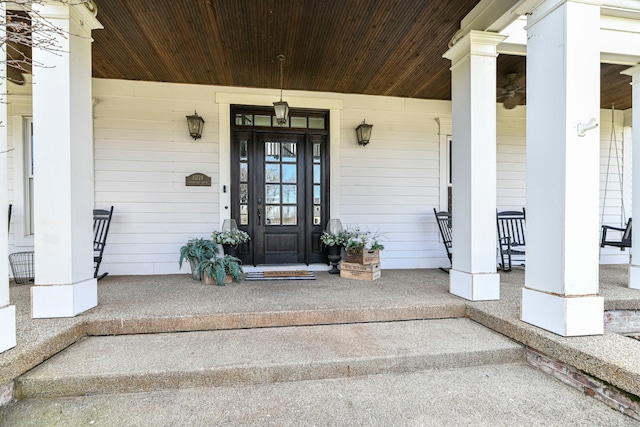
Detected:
[0,2,16,352]
[522,0,603,336]
[623,65,640,289]
[443,31,505,301]
[30,3,102,318]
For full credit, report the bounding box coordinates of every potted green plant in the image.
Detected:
[179,238,219,280]
[211,229,250,257]
[195,254,244,286]
[343,227,385,265]
[320,231,347,274]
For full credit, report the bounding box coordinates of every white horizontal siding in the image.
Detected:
[93,81,220,275]
[338,102,443,269]
[4,77,632,277]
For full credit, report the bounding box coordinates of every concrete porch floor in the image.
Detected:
[2,265,640,404]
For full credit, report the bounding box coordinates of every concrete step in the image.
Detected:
[4,363,638,427]
[16,318,523,399]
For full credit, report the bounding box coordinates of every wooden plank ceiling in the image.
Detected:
[91,0,632,110]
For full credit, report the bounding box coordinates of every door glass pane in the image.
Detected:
[314,205,321,225]
[314,185,321,204]
[266,206,281,225]
[240,205,248,225]
[313,143,321,163]
[265,142,280,161]
[255,115,271,126]
[240,163,248,182]
[313,165,321,184]
[282,164,296,183]
[272,116,289,127]
[240,140,248,160]
[240,184,248,203]
[265,184,280,203]
[282,206,297,225]
[235,114,253,126]
[282,185,297,204]
[290,117,307,128]
[309,117,325,129]
[265,164,280,183]
[282,142,296,162]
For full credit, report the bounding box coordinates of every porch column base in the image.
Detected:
[0,305,16,353]
[629,264,640,290]
[521,288,603,336]
[31,278,97,318]
[450,270,500,301]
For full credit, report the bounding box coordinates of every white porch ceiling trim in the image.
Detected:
[458,0,640,65]
[496,12,640,65]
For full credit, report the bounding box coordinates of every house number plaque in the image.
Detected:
[185,173,211,187]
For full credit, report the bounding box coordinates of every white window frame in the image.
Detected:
[447,136,452,212]
[436,117,452,211]
[24,117,34,235]
[11,115,34,246]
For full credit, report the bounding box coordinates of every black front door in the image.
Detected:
[231,107,328,266]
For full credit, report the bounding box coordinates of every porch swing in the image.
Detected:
[600,106,632,251]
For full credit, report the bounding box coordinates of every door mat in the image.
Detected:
[245,271,316,281]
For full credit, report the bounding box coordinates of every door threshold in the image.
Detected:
[243,264,329,273]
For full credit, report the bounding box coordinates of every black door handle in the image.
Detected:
[257,210,262,225]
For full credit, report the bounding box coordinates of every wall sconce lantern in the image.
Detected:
[186,111,205,140]
[356,119,373,146]
[273,54,289,126]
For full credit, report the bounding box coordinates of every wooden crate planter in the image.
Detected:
[346,249,380,265]
[340,261,381,281]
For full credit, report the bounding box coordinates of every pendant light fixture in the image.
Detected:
[273,54,289,126]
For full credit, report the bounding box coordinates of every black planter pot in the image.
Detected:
[327,244,342,274]
[222,244,239,257]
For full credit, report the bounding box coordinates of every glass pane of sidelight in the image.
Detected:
[313,205,321,225]
[240,184,248,203]
[266,206,281,225]
[282,206,297,225]
[290,117,307,128]
[314,185,321,204]
[265,184,280,204]
[308,117,325,129]
[313,165,321,184]
[282,164,296,183]
[254,115,271,126]
[282,185,297,204]
[240,163,248,182]
[313,143,321,163]
[265,142,280,161]
[240,140,248,160]
[282,142,296,162]
[240,205,248,225]
[265,164,280,183]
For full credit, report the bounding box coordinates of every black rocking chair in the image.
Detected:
[496,209,526,272]
[94,206,114,280]
[601,218,632,251]
[433,208,452,273]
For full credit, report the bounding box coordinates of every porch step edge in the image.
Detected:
[84,305,466,335]
[16,318,523,398]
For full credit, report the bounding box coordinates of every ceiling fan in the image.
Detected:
[497,72,525,109]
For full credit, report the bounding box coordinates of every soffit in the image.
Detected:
[90,0,632,109]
